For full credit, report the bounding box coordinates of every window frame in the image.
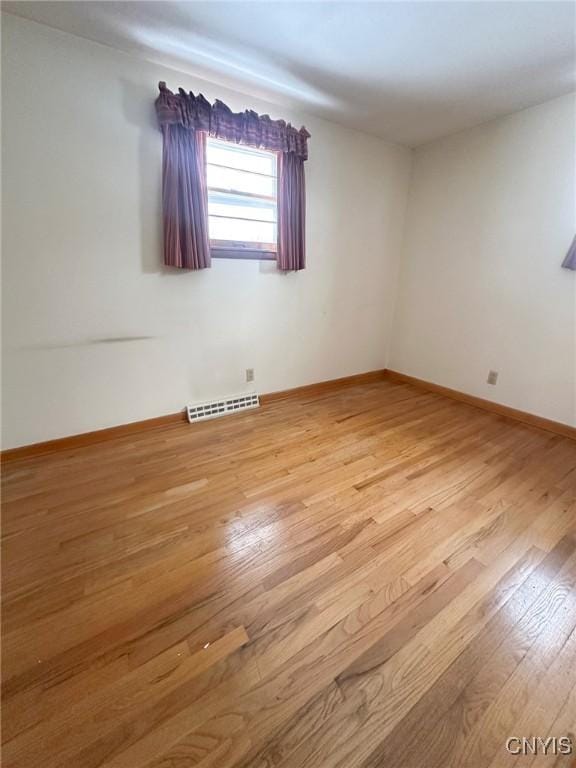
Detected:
[206,138,279,261]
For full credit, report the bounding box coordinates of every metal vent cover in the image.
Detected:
[186,393,260,423]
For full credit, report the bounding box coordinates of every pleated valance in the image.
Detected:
[156,82,310,160]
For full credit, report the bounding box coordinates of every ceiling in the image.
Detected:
[4,1,575,146]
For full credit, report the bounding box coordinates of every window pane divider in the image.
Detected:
[208,186,276,202]
[209,213,277,225]
[207,162,277,179]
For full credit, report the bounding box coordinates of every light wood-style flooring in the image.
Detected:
[2,378,576,768]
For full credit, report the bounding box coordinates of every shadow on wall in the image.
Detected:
[18,337,156,350]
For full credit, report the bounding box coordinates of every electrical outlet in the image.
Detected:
[246,368,255,383]
[487,370,498,385]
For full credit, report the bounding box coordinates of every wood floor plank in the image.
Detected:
[486,627,576,768]
[3,626,251,768]
[361,541,576,768]
[336,557,484,684]
[265,544,560,768]
[134,547,546,768]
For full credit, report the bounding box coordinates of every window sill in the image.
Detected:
[210,247,277,261]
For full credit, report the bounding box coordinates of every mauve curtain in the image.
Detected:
[156,83,309,272]
[562,235,576,270]
[278,152,306,271]
[161,123,210,270]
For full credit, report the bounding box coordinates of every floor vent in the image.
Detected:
[187,393,260,423]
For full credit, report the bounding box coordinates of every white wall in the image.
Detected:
[390,94,576,426]
[1,14,412,448]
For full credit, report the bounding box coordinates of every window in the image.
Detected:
[206,138,278,260]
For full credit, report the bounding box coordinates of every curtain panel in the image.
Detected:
[155,82,309,271]
[278,152,306,271]
[160,124,211,270]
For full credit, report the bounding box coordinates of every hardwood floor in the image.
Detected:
[2,378,576,768]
